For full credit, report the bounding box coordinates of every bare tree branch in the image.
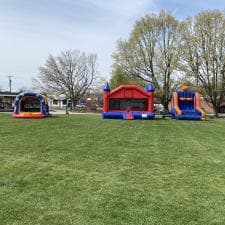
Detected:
[35,49,98,110]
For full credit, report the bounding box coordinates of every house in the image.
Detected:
[48,98,68,109]
[201,100,214,113]
[0,92,20,111]
[48,95,101,111]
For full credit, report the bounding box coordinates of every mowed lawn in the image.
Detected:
[1,114,225,225]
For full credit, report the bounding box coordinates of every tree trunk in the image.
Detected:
[72,99,78,111]
[213,106,219,118]
[161,97,169,112]
[164,100,169,111]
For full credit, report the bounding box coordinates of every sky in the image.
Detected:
[0,0,225,91]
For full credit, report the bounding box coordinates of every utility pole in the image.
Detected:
[8,76,13,93]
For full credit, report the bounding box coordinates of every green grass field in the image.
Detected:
[1,114,225,225]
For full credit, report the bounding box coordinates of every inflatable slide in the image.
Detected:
[171,86,206,120]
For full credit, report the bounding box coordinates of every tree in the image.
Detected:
[113,11,181,109]
[110,66,144,89]
[88,76,107,105]
[180,10,225,117]
[17,86,29,93]
[37,50,98,109]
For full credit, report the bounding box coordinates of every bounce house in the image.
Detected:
[102,82,155,120]
[13,92,49,118]
[170,85,206,120]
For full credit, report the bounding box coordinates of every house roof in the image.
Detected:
[153,98,161,104]
[220,102,225,107]
[0,92,20,97]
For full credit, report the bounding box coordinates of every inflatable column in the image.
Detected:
[145,83,155,113]
[103,82,110,113]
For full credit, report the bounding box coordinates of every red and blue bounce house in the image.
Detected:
[13,92,49,119]
[102,82,155,120]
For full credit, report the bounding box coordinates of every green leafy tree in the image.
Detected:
[180,10,225,117]
[113,11,181,110]
[110,66,144,89]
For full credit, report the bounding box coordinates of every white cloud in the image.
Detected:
[0,0,157,90]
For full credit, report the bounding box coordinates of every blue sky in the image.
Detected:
[0,0,224,91]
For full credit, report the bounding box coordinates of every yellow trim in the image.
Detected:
[18,98,22,113]
[20,112,41,114]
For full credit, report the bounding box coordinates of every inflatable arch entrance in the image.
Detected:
[13,92,49,118]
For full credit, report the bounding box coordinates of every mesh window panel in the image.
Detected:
[109,99,148,111]
[20,97,41,112]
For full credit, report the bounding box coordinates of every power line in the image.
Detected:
[8,76,13,93]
